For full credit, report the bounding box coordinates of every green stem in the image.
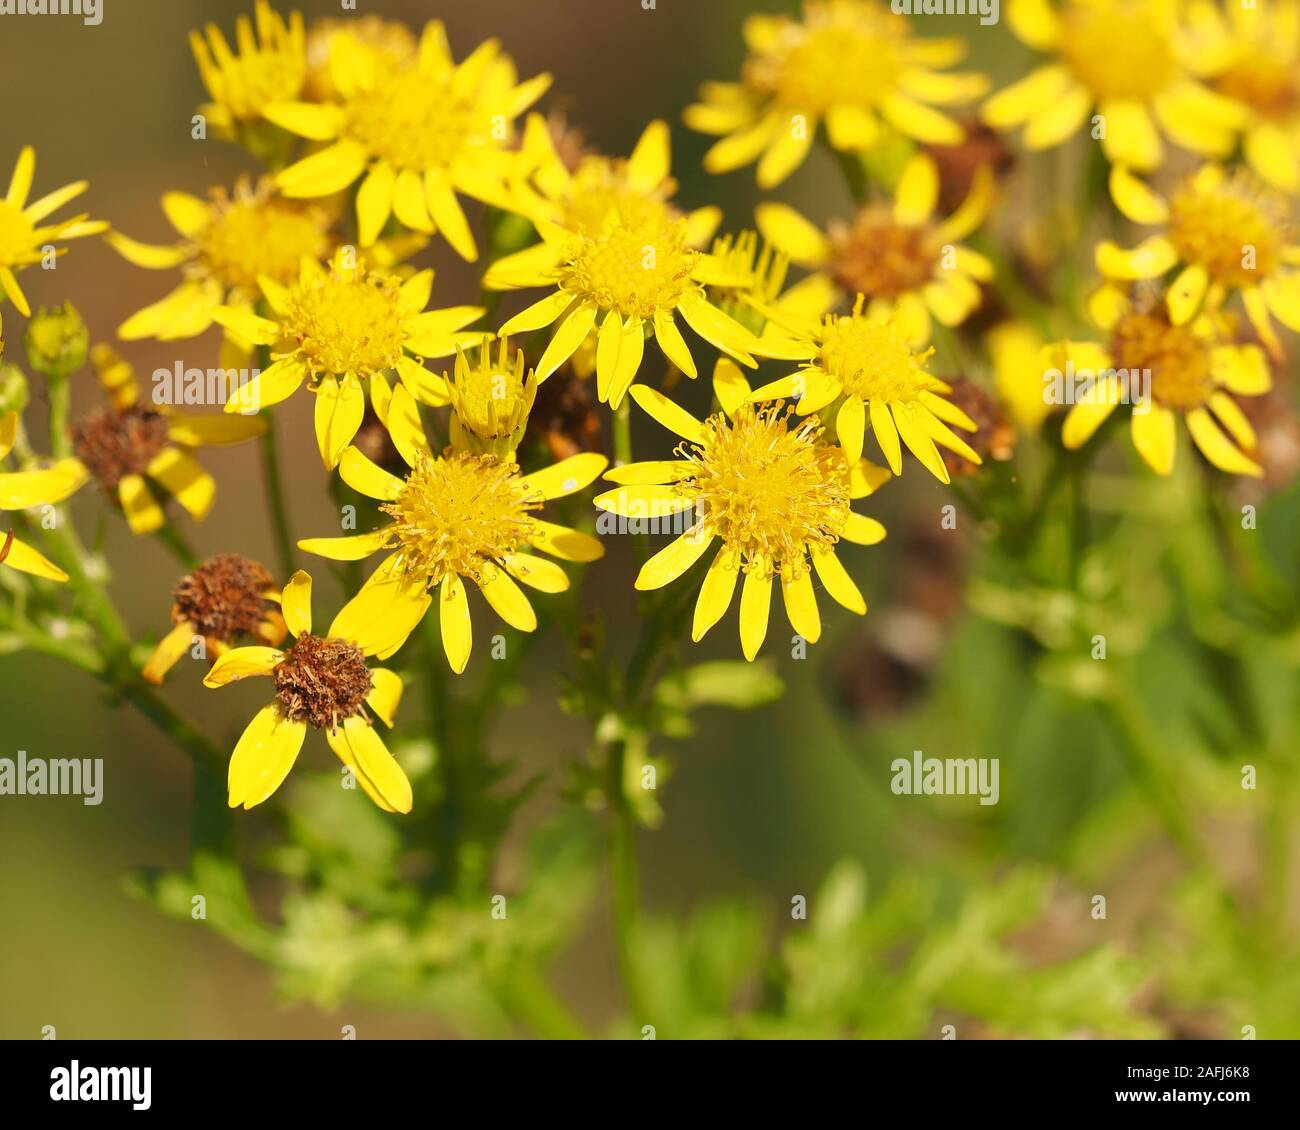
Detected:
[612,400,633,467]
[47,373,72,459]
[154,522,199,570]
[258,411,296,579]
[608,731,650,1024]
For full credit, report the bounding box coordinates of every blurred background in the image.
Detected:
[1,0,1296,1039]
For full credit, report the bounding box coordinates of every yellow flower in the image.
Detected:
[299,407,607,674]
[203,570,413,813]
[70,345,266,534]
[982,0,1245,171]
[685,0,987,187]
[303,15,417,102]
[1186,0,1300,192]
[748,297,982,483]
[0,410,86,582]
[594,363,889,661]
[1051,285,1271,476]
[494,206,765,408]
[756,153,994,347]
[505,116,721,245]
[987,320,1053,432]
[211,249,484,468]
[265,21,550,257]
[143,553,287,685]
[0,147,106,317]
[1099,165,1300,353]
[445,336,538,458]
[107,178,335,343]
[191,0,307,138]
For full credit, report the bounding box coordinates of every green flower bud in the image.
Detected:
[0,363,29,416]
[25,302,90,381]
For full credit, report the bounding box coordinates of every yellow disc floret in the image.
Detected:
[1167,173,1287,286]
[564,211,697,320]
[382,452,539,586]
[1060,0,1176,102]
[195,188,333,292]
[818,308,938,403]
[343,70,481,173]
[1110,311,1213,410]
[282,260,408,379]
[680,404,850,576]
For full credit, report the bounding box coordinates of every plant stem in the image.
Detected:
[491,963,588,1040]
[154,522,199,569]
[47,373,72,459]
[607,731,650,1023]
[612,399,632,466]
[258,410,296,579]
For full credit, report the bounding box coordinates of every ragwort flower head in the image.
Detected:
[211,249,484,468]
[1051,283,1271,476]
[203,571,412,814]
[0,147,106,318]
[71,346,265,534]
[686,0,987,187]
[595,364,889,661]
[982,0,1246,171]
[191,0,307,137]
[757,153,994,347]
[1099,165,1300,353]
[445,336,538,459]
[495,207,766,408]
[108,178,336,343]
[0,410,87,582]
[143,553,287,685]
[299,398,607,674]
[303,15,418,102]
[266,21,551,257]
[749,297,982,483]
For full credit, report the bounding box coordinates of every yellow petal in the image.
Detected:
[142,621,196,685]
[356,162,396,247]
[712,357,750,417]
[1109,165,1169,224]
[339,715,412,813]
[780,566,821,644]
[298,527,394,562]
[1099,100,1162,170]
[366,668,403,728]
[145,446,215,520]
[536,302,598,381]
[653,310,698,379]
[0,463,86,510]
[894,154,939,225]
[1167,264,1210,326]
[519,452,608,500]
[636,525,714,590]
[203,646,285,687]
[812,547,866,615]
[869,398,903,474]
[628,384,706,443]
[425,168,477,261]
[104,232,190,270]
[224,357,308,414]
[118,473,165,534]
[502,552,570,593]
[1095,236,1179,280]
[1185,405,1261,477]
[1061,377,1121,448]
[738,565,773,661]
[692,546,741,641]
[528,519,604,562]
[385,382,432,469]
[166,412,266,447]
[1,535,67,581]
[755,202,830,266]
[440,574,472,673]
[626,119,671,193]
[1130,404,1177,474]
[478,563,537,631]
[339,445,404,500]
[277,140,368,197]
[842,512,887,545]
[281,570,313,637]
[836,394,867,465]
[982,64,1072,129]
[227,705,306,810]
[329,574,431,658]
[1022,84,1093,150]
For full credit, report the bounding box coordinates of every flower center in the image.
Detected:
[1168,175,1286,286]
[1110,312,1212,410]
[828,207,937,299]
[283,266,407,378]
[1215,56,1300,121]
[196,192,333,292]
[564,212,696,320]
[343,69,482,173]
[381,451,540,586]
[682,404,850,575]
[305,17,417,101]
[72,405,171,490]
[173,553,275,640]
[818,311,938,403]
[746,7,905,112]
[273,632,372,730]
[561,161,677,236]
[1060,0,1176,101]
[0,200,37,265]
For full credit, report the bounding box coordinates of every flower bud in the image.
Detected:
[446,337,538,458]
[0,363,29,417]
[24,302,90,381]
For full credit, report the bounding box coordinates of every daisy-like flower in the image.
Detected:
[594,364,889,660]
[982,0,1245,171]
[0,410,87,583]
[756,153,994,347]
[211,249,484,468]
[504,116,721,246]
[1098,165,1300,352]
[107,178,335,343]
[143,553,286,685]
[748,297,982,483]
[191,0,306,141]
[71,345,266,534]
[1050,284,1271,476]
[264,21,550,257]
[202,570,413,813]
[445,336,537,458]
[299,407,607,674]
[0,147,106,317]
[303,16,417,102]
[494,206,764,408]
[685,0,986,189]
[1186,0,1300,193]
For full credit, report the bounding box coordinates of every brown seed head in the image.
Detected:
[273,632,372,730]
